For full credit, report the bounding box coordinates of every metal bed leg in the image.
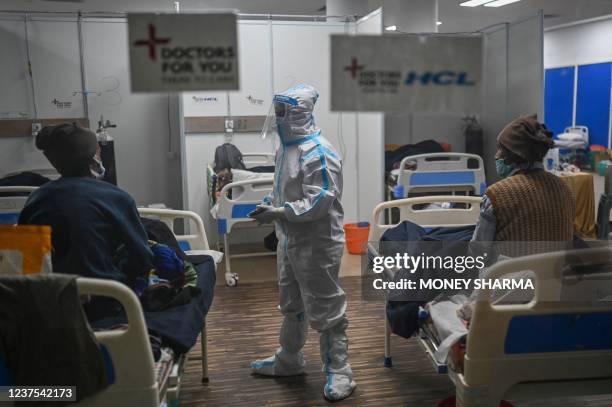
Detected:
[201,326,209,384]
[384,306,393,367]
[223,233,238,286]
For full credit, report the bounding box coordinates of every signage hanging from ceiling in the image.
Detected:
[127,13,239,92]
[331,35,482,113]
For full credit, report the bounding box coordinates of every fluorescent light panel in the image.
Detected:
[484,0,522,6]
[459,0,496,7]
[385,25,397,31]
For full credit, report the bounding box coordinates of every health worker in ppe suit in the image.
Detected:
[249,84,356,401]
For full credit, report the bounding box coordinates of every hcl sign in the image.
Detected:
[405,71,476,86]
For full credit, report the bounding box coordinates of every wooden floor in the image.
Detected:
[179,277,612,407]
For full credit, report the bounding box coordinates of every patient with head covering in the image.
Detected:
[19,123,153,319]
[472,114,575,247]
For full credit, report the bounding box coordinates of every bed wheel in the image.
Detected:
[201,377,210,384]
[225,274,238,287]
[384,357,393,368]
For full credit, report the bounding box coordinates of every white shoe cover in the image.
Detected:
[250,349,306,377]
[323,373,357,401]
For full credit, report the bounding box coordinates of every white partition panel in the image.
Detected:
[28,17,83,118]
[355,8,384,222]
[0,16,47,176]
[482,27,508,184]
[182,92,228,118]
[229,21,273,116]
[82,18,182,208]
[0,16,32,119]
[508,13,544,120]
[481,12,543,184]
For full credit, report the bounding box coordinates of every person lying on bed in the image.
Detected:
[471,114,576,252]
[18,123,153,317]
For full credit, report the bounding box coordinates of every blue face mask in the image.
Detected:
[90,155,106,180]
[495,159,516,179]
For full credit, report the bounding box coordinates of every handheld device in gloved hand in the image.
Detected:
[249,205,286,224]
[248,205,266,218]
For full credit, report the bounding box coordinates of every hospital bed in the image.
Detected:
[207,153,275,287]
[367,195,482,368]
[0,208,218,407]
[389,153,486,199]
[367,196,612,406]
[0,186,37,224]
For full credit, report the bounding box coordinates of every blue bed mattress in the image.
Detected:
[93,254,216,354]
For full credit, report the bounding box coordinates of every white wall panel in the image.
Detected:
[355,8,383,222]
[228,21,273,116]
[0,17,32,119]
[27,18,84,118]
[545,17,612,69]
[82,18,182,208]
[182,92,228,117]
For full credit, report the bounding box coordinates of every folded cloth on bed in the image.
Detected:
[92,254,215,354]
[0,274,109,399]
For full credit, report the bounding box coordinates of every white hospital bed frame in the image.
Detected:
[367,196,612,406]
[81,208,215,407]
[392,153,486,198]
[0,186,38,224]
[0,205,215,406]
[368,195,482,368]
[208,153,276,287]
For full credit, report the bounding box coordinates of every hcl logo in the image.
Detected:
[405,71,475,86]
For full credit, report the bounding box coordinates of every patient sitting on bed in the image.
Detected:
[18,123,153,318]
[427,116,578,364]
[472,114,575,249]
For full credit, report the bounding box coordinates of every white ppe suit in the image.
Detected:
[250,84,355,401]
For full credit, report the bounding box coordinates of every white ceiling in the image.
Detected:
[2,0,612,31]
[437,0,612,32]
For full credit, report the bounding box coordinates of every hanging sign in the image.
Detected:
[331,35,482,113]
[127,13,239,92]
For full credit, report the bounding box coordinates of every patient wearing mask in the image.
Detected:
[472,114,576,249]
[19,123,153,317]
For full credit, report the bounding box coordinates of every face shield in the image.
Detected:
[260,101,289,140]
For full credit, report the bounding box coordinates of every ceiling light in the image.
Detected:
[385,25,397,31]
[484,0,522,7]
[436,21,442,26]
[459,0,495,7]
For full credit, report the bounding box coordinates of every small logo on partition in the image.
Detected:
[51,99,72,109]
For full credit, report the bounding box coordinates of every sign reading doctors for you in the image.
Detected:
[128,13,239,92]
[331,35,482,113]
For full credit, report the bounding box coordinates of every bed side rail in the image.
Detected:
[369,196,482,241]
[0,187,38,224]
[465,248,612,386]
[396,153,486,196]
[77,278,156,390]
[242,153,275,168]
